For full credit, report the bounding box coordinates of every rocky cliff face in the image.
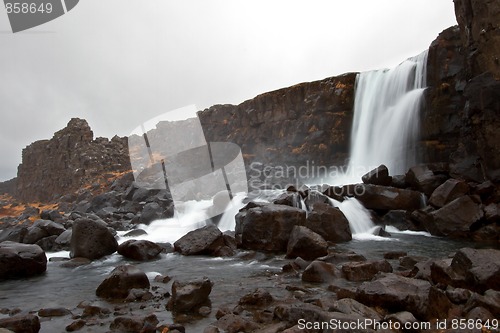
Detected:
[199,73,357,185]
[15,118,131,202]
[422,0,500,182]
[454,0,500,79]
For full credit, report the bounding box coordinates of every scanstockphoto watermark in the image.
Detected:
[298,318,431,331]
[3,0,79,33]
[297,318,499,331]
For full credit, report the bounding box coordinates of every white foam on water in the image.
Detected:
[118,192,248,244]
[336,197,375,235]
[46,250,70,260]
[118,198,213,244]
[385,225,433,237]
[146,271,162,279]
[352,226,399,241]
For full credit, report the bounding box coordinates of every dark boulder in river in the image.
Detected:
[96,264,150,300]
[70,218,118,260]
[118,239,163,261]
[235,204,306,252]
[0,241,47,279]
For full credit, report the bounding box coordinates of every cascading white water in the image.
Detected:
[132,52,429,240]
[218,193,246,232]
[330,51,428,235]
[347,50,428,178]
[329,197,383,239]
[117,193,247,244]
[119,199,212,244]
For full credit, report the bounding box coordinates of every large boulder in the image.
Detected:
[174,224,224,256]
[431,248,500,294]
[464,290,500,318]
[23,219,66,245]
[235,204,306,252]
[302,260,339,283]
[40,209,64,223]
[96,265,150,299]
[22,227,48,245]
[31,219,65,236]
[342,260,393,282]
[319,252,366,265]
[356,273,431,319]
[118,239,163,261]
[238,288,274,307]
[426,196,483,237]
[286,226,328,261]
[354,184,424,211]
[0,314,40,333]
[0,241,47,279]
[70,218,118,260]
[109,314,158,333]
[330,298,383,320]
[304,203,352,242]
[139,202,163,224]
[88,191,121,212]
[54,229,72,250]
[213,314,260,333]
[428,178,469,208]
[382,210,414,231]
[167,277,213,313]
[361,165,392,186]
[405,165,448,197]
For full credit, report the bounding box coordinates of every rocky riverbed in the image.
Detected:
[0,164,499,333]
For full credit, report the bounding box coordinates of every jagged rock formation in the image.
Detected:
[15,118,131,202]
[422,0,500,182]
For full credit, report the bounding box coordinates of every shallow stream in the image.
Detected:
[0,227,490,332]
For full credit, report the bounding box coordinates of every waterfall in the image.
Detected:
[347,50,428,177]
[328,51,428,236]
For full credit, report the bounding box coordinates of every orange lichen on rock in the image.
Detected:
[0,194,62,222]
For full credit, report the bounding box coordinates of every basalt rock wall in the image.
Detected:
[198,73,357,182]
[15,118,131,202]
[422,0,500,182]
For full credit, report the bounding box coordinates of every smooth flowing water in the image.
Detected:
[334,51,428,185]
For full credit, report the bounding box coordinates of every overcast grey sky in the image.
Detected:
[0,0,457,181]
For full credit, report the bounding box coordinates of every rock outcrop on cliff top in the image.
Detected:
[15,118,131,202]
